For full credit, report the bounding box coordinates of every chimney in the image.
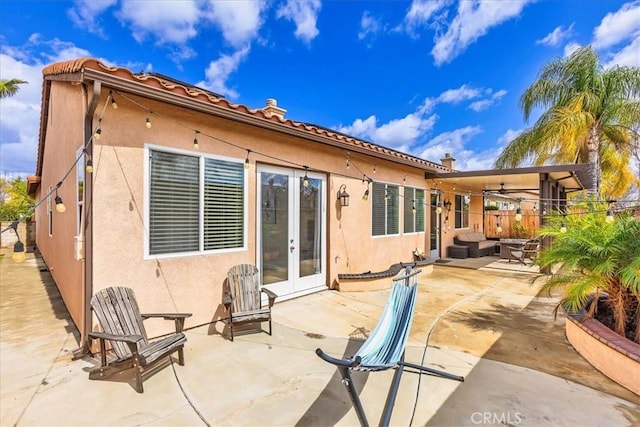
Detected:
[263,98,286,119]
[441,153,456,171]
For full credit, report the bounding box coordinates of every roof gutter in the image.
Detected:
[72,79,101,359]
[80,68,444,173]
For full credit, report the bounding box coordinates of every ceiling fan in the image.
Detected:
[482,183,521,199]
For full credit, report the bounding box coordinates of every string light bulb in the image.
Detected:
[55,195,66,213]
[110,91,118,109]
[362,188,369,200]
[244,150,251,169]
[435,202,443,215]
[302,167,309,187]
[193,131,200,150]
[86,158,94,174]
[412,200,416,215]
[145,117,152,128]
[605,208,614,223]
[560,222,567,233]
[515,206,523,222]
[496,224,503,233]
[93,128,101,140]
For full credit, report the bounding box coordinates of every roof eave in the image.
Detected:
[79,67,445,173]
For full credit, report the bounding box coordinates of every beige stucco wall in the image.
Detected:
[435,184,487,255]
[86,92,438,336]
[37,82,490,338]
[33,82,86,331]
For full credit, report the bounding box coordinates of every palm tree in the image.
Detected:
[0,78,27,99]
[536,203,640,343]
[495,46,640,198]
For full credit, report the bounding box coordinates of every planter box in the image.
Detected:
[565,314,640,396]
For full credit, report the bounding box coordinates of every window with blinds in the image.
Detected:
[203,158,244,250]
[404,187,425,233]
[372,182,399,236]
[148,149,244,256]
[454,194,470,229]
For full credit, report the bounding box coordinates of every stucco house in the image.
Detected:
[26,58,586,353]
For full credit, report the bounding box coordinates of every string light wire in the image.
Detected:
[16,89,638,229]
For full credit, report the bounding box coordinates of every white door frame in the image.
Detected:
[256,164,327,301]
[430,191,441,258]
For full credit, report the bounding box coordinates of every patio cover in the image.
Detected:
[425,163,590,205]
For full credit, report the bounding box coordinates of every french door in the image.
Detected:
[257,165,327,300]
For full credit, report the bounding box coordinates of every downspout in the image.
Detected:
[72,80,100,359]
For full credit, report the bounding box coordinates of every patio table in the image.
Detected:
[498,238,530,258]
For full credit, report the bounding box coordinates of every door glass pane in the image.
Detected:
[299,177,322,277]
[430,193,438,251]
[261,173,289,285]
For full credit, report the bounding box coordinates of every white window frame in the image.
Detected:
[371,182,400,237]
[143,144,248,259]
[47,186,53,237]
[454,193,470,229]
[403,187,425,234]
[76,148,85,236]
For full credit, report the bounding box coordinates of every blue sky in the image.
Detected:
[1,0,639,178]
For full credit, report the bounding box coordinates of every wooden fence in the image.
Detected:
[483,209,539,239]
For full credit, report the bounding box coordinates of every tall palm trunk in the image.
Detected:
[587,127,600,195]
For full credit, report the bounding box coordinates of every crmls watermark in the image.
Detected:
[471,411,523,425]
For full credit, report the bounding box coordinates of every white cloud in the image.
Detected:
[116,0,200,45]
[536,24,575,46]
[0,38,101,177]
[419,84,505,114]
[438,84,482,104]
[468,89,507,112]
[373,113,438,151]
[204,0,267,48]
[67,0,118,37]
[592,1,640,49]
[0,54,47,176]
[403,0,450,36]
[337,115,378,138]
[604,35,640,68]
[358,11,382,41]
[276,0,321,44]
[333,83,508,167]
[198,46,251,99]
[431,0,532,65]
[563,42,582,57]
[468,99,492,112]
[498,128,523,147]
[337,113,438,152]
[416,126,488,170]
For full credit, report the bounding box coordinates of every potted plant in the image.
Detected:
[536,201,640,344]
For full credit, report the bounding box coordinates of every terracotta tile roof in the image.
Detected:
[33,57,447,183]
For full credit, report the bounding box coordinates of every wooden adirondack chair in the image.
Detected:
[508,239,540,265]
[88,286,192,393]
[224,264,277,341]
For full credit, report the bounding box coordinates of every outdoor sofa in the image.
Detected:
[453,232,496,258]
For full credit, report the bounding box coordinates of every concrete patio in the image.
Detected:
[1,249,639,426]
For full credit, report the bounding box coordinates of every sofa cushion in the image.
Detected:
[455,232,487,242]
